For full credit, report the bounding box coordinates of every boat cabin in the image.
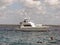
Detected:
[20,19,36,28]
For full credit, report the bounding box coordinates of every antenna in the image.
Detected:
[24,10,31,21]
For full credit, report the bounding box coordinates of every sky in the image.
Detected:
[0,0,60,25]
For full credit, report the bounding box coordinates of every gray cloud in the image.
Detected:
[0,0,16,10]
[0,0,60,24]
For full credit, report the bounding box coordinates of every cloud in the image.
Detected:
[0,0,16,9]
[0,0,60,24]
[19,0,46,15]
[20,0,41,7]
[4,0,14,3]
[25,0,41,5]
[45,0,60,7]
[0,0,16,19]
[0,12,6,19]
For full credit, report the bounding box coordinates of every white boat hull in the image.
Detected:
[16,27,49,32]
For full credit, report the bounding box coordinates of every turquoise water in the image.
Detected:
[0,30,60,45]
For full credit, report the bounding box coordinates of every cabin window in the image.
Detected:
[24,24,31,27]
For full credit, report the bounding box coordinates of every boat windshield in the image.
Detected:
[24,24,32,27]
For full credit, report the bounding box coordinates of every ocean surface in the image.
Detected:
[0,28,60,45]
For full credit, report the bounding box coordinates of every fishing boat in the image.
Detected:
[16,18,49,32]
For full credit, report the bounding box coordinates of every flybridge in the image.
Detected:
[20,18,36,28]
